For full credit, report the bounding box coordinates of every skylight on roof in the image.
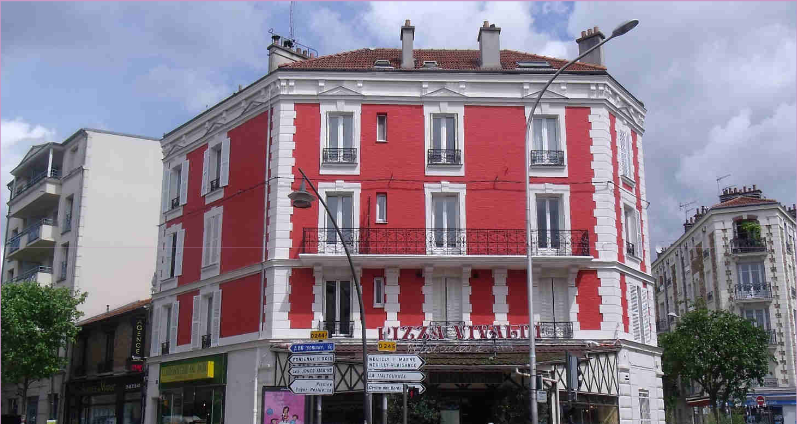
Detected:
[422,61,438,68]
[373,59,394,69]
[516,61,551,68]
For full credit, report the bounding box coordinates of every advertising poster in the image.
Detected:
[262,389,306,424]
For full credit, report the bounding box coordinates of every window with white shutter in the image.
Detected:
[630,284,641,342]
[161,226,184,280]
[150,306,161,357]
[211,290,222,347]
[201,207,223,279]
[169,301,179,351]
[201,135,230,198]
[191,295,201,349]
[618,129,633,180]
[640,285,651,343]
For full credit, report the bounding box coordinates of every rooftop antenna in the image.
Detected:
[679,200,697,223]
[289,1,295,41]
[716,174,731,196]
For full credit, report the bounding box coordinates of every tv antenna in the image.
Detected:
[679,200,697,222]
[716,174,731,196]
[290,1,295,40]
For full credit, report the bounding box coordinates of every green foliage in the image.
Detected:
[490,386,531,424]
[386,389,441,424]
[659,306,772,423]
[1,282,86,387]
[739,221,761,240]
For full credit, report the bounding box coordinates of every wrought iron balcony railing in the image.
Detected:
[210,177,221,192]
[530,150,565,166]
[323,148,358,164]
[11,168,61,200]
[319,320,354,337]
[735,283,772,301]
[765,329,777,345]
[12,266,53,283]
[202,334,212,349]
[97,360,113,374]
[161,341,170,355]
[536,322,573,339]
[170,196,180,210]
[427,149,461,165]
[301,227,591,257]
[730,238,767,254]
[626,241,636,257]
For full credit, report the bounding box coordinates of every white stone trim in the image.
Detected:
[492,269,509,325]
[461,266,472,325]
[384,268,400,327]
[319,99,361,175]
[525,103,569,178]
[422,266,435,323]
[424,181,467,231]
[567,266,580,332]
[269,101,297,260]
[264,267,292,338]
[589,106,618,261]
[201,206,223,280]
[423,102,465,176]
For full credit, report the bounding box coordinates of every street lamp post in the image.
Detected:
[289,168,371,424]
[523,19,638,424]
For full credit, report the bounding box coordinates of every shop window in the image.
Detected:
[160,386,225,424]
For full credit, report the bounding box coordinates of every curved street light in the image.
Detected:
[289,168,371,424]
[523,19,639,424]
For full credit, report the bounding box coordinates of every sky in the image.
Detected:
[1,1,796,257]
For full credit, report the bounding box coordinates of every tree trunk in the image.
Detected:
[711,397,721,424]
[21,377,29,423]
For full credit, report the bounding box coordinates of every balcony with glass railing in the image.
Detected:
[8,168,62,218]
[5,218,58,262]
[8,266,54,285]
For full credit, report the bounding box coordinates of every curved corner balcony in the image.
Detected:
[8,169,61,218]
[5,218,58,262]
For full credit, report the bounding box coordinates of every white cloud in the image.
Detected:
[136,66,233,113]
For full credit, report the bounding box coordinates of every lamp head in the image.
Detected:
[288,179,315,209]
[667,312,679,318]
[612,19,639,37]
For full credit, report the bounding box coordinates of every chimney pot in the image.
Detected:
[483,20,489,27]
[405,19,410,26]
[753,184,757,190]
[581,31,586,38]
[587,29,593,35]
[594,26,599,32]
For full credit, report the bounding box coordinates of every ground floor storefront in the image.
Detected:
[64,374,144,424]
[1,375,65,424]
[156,354,227,424]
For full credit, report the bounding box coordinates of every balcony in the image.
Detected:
[735,283,772,302]
[301,228,591,257]
[322,148,357,164]
[427,149,461,165]
[626,241,636,258]
[6,218,58,262]
[209,177,221,192]
[530,150,565,166]
[656,319,670,333]
[319,320,354,338]
[730,238,767,254]
[161,341,170,355]
[170,196,180,210]
[9,169,62,218]
[536,322,573,339]
[10,266,53,285]
[97,360,113,374]
[202,334,212,349]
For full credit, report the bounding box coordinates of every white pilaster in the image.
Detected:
[268,100,297,260]
[462,266,472,325]
[264,267,292,338]
[492,269,509,325]
[422,266,435,323]
[567,267,580,332]
[589,106,618,261]
[312,266,324,327]
[384,268,400,327]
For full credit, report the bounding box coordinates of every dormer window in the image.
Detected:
[373,59,394,69]
[517,61,551,68]
[422,61,438,68]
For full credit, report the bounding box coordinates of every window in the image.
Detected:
[429,115,459,165]
[325,194,353,244]
[432,277,463,324]
[192,290,221,349]
[160,227,185,281]
[531,117,562,165]
[7,269,14,283]
[639,390,650,423]
[536,197,561,249]
[737,262,765,289]
[170,164,182,209]
[625,205,641,258]
[376,193,387,223]
[63,196,74,233]
[630,284,651,343]
[202,208,223,272]
[201,136,230,196]
[432,195,459,248]
[162,160,189,213]
[743,308,771,330]
[59,243,69,281]
[619,129,633,179]
[374,277,385,307]
[376,114,387,142]
[103,330,115,367]
[325,281,352,336]
[324,114,355,163]
[8,398,18,415]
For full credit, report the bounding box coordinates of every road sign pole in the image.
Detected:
[382,394,387,424]
[403,384,408,424]
[316,396,322,424]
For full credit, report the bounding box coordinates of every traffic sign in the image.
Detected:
[289,365,334,377]
[378,341,397,352]
[368,370,425,383]
[310,330,328,340]
[289,342,335,353]
[367,382,425,394]
[289,379,334,395]
[537,390,548,403]
[289,353,335,365]
[368,354,425,370]
[756,396,765,406]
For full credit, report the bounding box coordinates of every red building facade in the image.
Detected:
[146,21,663,424]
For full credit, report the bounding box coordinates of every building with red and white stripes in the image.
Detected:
[144,20,660,424]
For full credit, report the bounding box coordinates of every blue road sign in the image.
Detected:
[289,342,335,353]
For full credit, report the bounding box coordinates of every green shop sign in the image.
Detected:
[159,354,226,387]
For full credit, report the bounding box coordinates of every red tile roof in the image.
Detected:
[711,196,779,210]
[79,298,150,326]
[281,48,606,71]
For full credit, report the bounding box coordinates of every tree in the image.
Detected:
[2,282,86,421]
[659,304,772,424]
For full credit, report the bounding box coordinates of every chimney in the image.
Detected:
[719,183,763,203]
[478,21,501,69]
[267,34,309,74]
[400,19,415,69]
[575,26,606,66]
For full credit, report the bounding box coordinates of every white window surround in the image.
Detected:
[615,118,635,186]
[150,297,178,357]
[162,155,188,219]
[529,183,571,234]
[376,114,387,143]
[319,100,361,175]
[376,193,387,223]
[374,276,385,307]
[620,189,642,264]
[201,206,223,280]
[159,223,185,286]
[525,104,568,178]
[201,133,230,204]
[627,280,652,344]
[424,102,465,176]
[191,284,222,349]
[316,181,362,231]
[424,182,467,231]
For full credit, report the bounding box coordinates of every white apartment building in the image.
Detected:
[1,128,162,424]
[652,185,797,424]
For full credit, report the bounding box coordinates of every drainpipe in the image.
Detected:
[260,95,274,336]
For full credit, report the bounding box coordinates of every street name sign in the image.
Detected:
[537,390,548,403]
[368,371,425,383]
[288,353,335,365]
[289,342,335,353]
[377,341,397,352]
[289,365,334,377]
[289,379,334,395]
[310,330,328,340]
[367,382,425,394]
[368,354,425,370]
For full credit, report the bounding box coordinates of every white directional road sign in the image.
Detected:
[368,371,426,383]
[367,382,425,394]
[368,354,425,370]
[289,353,335,365]
[289,342,335,353]
[290,365,335,377]
[289,379,334,395]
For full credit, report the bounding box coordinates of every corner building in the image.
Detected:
[145,21,659,424]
